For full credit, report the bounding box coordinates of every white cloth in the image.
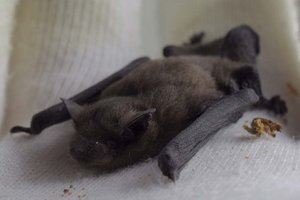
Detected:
[1,0,300,199]
[0,0,18,135]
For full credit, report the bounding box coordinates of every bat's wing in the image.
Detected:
[158,25,286,181]
[158,89,259,181]
[10,57,150,135]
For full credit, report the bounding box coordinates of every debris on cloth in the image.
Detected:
[243,118,282,137]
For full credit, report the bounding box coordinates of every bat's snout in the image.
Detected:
[70,145,94,163]
[70,140,108,163]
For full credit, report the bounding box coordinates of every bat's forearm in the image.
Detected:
[158,89,259,181]
[10,57,150,135]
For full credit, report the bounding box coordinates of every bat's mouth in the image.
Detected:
[70,148,113,166]
[89,155,113,166]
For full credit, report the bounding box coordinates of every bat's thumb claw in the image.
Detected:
[10,126,32,134]
[158,149,180,182]
[167,171,179,182]
[59,97,66,102]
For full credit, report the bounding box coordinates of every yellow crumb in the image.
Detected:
[243,118,282,137]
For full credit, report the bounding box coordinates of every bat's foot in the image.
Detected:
[189,32,205,45]
[229,66,287,116]
[163,32,205,57]
[254,96,287,116]
[266,96,288,115]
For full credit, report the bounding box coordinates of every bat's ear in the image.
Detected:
[122,108,156,140]
[61,98,84,122]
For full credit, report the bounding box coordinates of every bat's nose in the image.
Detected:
[70,141,108,163]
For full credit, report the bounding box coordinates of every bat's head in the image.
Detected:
[62,97,157,169]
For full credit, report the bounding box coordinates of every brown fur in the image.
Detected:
[69,55,243,170]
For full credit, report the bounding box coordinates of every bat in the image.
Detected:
[11,25,287,179]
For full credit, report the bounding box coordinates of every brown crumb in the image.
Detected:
[62,189,72,196]
[245,155,250,159]
[243,118,282,137]
[287,82,299,97]
[63,189,69,194]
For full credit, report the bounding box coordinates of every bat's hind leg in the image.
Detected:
[222,27,286,115]
[230,65,287,115]
[163,31,224,57]
[216,26,286,115]
[164,25,287,115]
[163,25,259,61]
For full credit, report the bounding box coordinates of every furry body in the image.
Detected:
[70,56,242,170]
[99,56,241,146]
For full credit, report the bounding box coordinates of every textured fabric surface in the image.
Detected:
[1,0,300,199]
[0,0,19,132]
[4,0,144,133]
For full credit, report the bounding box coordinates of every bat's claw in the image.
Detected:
[10,126,32,134]
[158,149,180,181]
[166,170,179,182]
[189,32,205,44]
